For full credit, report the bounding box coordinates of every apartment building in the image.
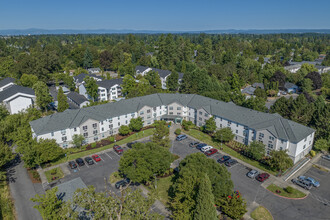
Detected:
[29,93,315,163]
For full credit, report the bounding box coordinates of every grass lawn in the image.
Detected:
[50,128,154,166]
[267,184,306,198]
[149,176,174,207]
[44,167,64,183]
[184,129,277,175]
[251,206,273,220]
[0,181,15,220]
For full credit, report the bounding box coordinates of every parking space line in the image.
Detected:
[85,162,89,168]
[105,152,113,159]
[98,154,105,162]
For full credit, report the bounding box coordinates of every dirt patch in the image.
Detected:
[27,169,41,183]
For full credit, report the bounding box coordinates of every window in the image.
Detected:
[147,109,151,113]
[101,121,104,125]
[303,145,306,149]
[236,130,238,134]
[169,106,173,110]
[153,107,157,111]
[280,147,283,150]
[309,141,311,145]
[227,121,231,125]
[125,120,128,124]
[140,111,144,115]
[236,124,239,127]
[102,128,104,131]
[131,113,135,117]
[235,136,237,140]
[259,133,264,138]
[269,136,274,140]
[125,115,127,118]
[117,116,120,120]
[177,107,181,110]
[83,132,88,137]
[220,124,222,128]
[94,137,98,141]
[199,122,202,126]
[199,117,202,121]
[199,111,202,115]
[268,144,273,148]
[92,123,97,128]
[62,136,67,141]
[304,138,307,142]
[61,130,66,135]
[220,118,222,121]
[109,124,113,129]
[205,113,209,117]
[177,112,181,115]
[93,130,98,135]
[169,112,173,115]
[243,132,246,136]
[112,87,116,90]
[74,128,77,132]
[118,122,120,126]
[109,119,113,123]
[51,132,54,136]
[109,131,113,135]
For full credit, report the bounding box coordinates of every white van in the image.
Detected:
[201,146,213,152]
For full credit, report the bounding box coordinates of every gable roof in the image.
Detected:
[135,66,150,73]
[0,77,15,88]
[252,83,264,89]
[67,92,89,105]
[284,82,298,89]
[135,66,184,79]
[0,85,35,102]
[56,177,87,202]
[241,86,256,95]
[30,93,314,143]
[73,73,103,84]
[96,78,123,89]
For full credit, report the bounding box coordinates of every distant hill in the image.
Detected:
[1,28,330,35]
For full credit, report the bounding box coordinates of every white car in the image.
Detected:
[201,146,213,152]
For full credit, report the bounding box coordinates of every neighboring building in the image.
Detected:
[0,77,15,92]
[0,85,36,114]
[315,65,330,74]
[73,73,103,88]
[284,82,299,93]
[30,93,315,163]
[252,83,265,89]
[135,66,184,89]
[284,64,301,73]
[87,68,101,74]
[67,92,90,108]
[241,86,256,98]
[96,78,123,101]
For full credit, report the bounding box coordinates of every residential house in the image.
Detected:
[0,84,36,114]
[0,77,15,92]
[241,86,256,98]
[87,68,101,74]
[67,92,90,108]
[252,83,265,89]
[30,93,315,164]
[135,66,184,89]
[315,65,330,74]
[284,82,299,93]
[284,64,302,73]
[73,73,103,88]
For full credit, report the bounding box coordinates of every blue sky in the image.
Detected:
[1,0,330,30]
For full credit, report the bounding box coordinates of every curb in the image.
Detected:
[265,188,308,200]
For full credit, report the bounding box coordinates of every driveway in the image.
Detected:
[7,155,43,220]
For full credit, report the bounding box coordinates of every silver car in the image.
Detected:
[247,169,259,178]
[322,155,330,161]
[292,178,312,190]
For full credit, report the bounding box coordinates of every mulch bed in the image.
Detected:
[27,169,41,183]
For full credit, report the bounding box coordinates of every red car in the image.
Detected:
[205,148,218,156]
[256,173,270,182]
[113,145,124,154]
[92,154,101,162]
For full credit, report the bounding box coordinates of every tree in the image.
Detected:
[230,73,242,92]
[300,78,313,93]
[122,74,137,98]
[270,71,286,90]
[145,71,162,89]
[72,134,85,148]
[268,150,293,172]
[99,50,112,70]
[128,117,143,132]
[214,128,235,143]
[20,74,38,87]
[247,141,266,160]
[83,48,93,69]
[254,88,267,100]
[166,71,179,91]
[151,120,170,148]
[218,191,247,220]
[204,117,216,134]
[171,153,233,219]
[313,138,329,152]
[119,142,173,183]
[119,125,131,136]
[194,173,218,220]
[33,81,53,111]
[31,187,63,220]
[57,87,69,112]
[305,71,322,90]
[0,142,14,180]
[84,76,98,101]
[0,105,9,121]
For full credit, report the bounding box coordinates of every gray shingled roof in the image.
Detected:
[136,66,184,79]
[241,86,256,95]
[0,77,15,88]
[67,92,89,105]
[56,177,87,202]
[252,83,264,89]
[96,78,123,89]
[30,93,314,143]
[284,82,298,89]
[135,66,150,73]
[73,73,103,84]
[0,85,35,102]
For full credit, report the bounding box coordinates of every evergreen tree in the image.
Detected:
[32,81,53,111]
[84,76,98,101]
[194,173,218,220]
[166,71,179,91]
[83,48,93,69]
[57,87,69,112]
[122,74,137,98]
[204,117,216,134]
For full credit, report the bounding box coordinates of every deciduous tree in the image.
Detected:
[204,117,216,134]
[119,125,131,136]
[84,76,98,101]
[269,150,293,172]
[214,128,235,143]
[128,117,143,132]
[33,81,53,111]
[247,141,266,160]
[72,134,85,148]
[57,87,69,112]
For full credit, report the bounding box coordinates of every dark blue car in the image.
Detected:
[196,143,207,150]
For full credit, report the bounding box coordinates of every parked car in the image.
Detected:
[176,134,187,141]
[113,145,124,154]
[92,154,101,162]
[127,142,137,149]
[84,157,94,165]
[75,158,85,166]
[115,178,130,189]
[189,141,199,148]
[321,155,330,161]
[196,143,207,150]
[256,173,270,182]
[225,159,238,167]
[68,161,77,169]
[292,178,312,190]
[247,169,259,178]
[298,176,320,187]
[201,145,213,152]
[217,155,231,164]
[205,148,218,156]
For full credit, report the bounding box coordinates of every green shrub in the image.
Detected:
[109,136,115,143]
[31,170,41,181]
[91,143,96,148]
[309,150,316,157]
[285,186,294,194]
[175,128,181,135]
